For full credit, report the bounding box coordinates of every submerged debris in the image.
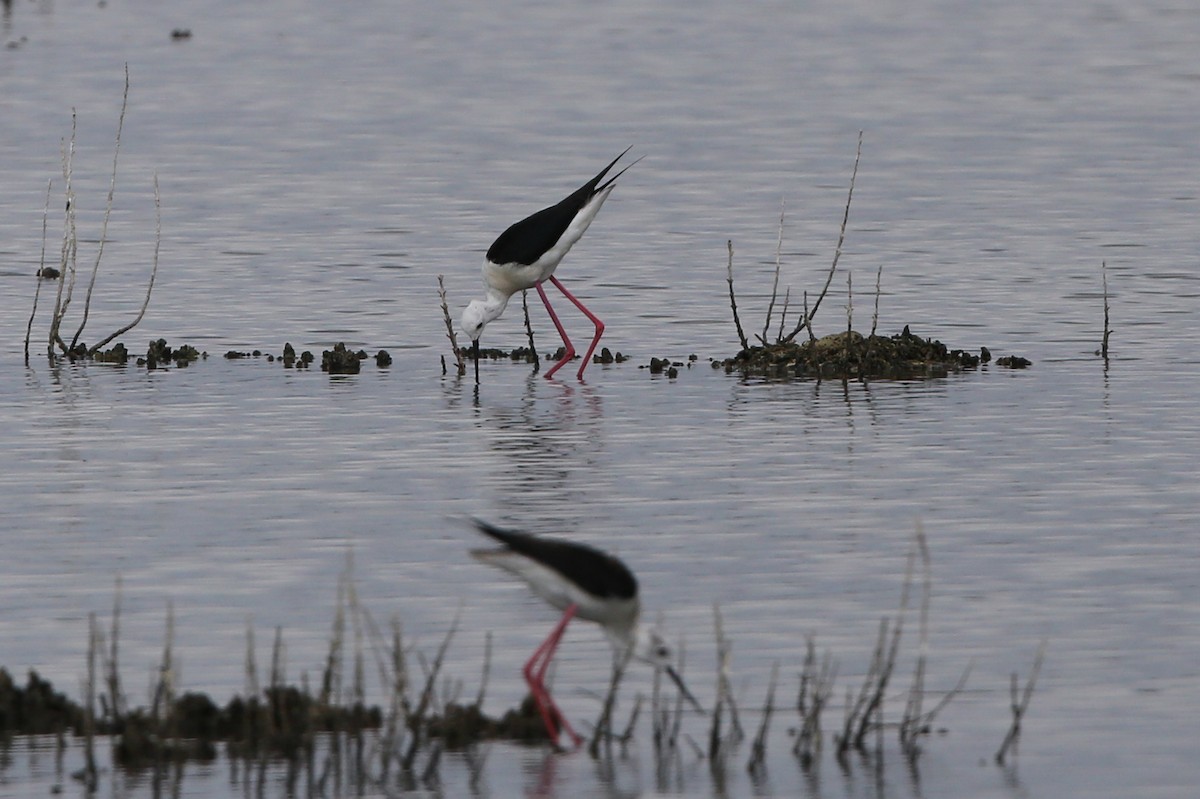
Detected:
[143,339,202,368]
[720,326,998,379]
[321,342,364,374]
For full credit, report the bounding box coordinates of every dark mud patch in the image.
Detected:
[0,666,551,764]
[718,325,1028,379]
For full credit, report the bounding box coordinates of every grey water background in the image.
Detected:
[2,0,1198,796]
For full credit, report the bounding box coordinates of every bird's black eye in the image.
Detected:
[656,645,670,659]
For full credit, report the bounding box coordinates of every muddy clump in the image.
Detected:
[720,325,1009,379]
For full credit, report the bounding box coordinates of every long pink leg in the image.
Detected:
[535,282,575,379]
[547,276,605,380]
[523,604,583,748]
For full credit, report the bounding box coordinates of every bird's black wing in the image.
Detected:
[471,518,638,601]
[485,147,636,267]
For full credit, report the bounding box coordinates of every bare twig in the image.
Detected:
[522,290,540,368]
[1101,261,1111,360]
[871,265,883,339]
[784,130,862,343]
[845,271,854,360]
[105,576,125,724]
[761,200,786,345]
[24,179,54,366]
[793,636,835,767]
[995,640,1047,765]
[402,610,460,772]
[437,275,466,376]
[726,240,750,352]
[776,287,791,343]
[87,173,160,354]
[49,113,77,358]
[71,63,129,353]
[80,613,98,791]
[899,528,931,758]
[746,661,779,772]
[708,604,742,762]
[589,648,632,757]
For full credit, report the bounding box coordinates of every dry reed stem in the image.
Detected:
[437,274,466,376]
[845,271,854,360]
[784,130,863,343]
[760,200,786,345]
[401,610,459,772]
[746,661,779,772]
[24,179,54,365]
[1101,261,1111,360]
[899,528,931,757]
[71,64,129,353]
[81,612,98,791]
[49,112,77,358]
[995,639,1046,765]
[105,576,125,724]
[474,631,492,710]
[708,604,742,763]
[589,649,631,757]
[88,172,160,355]
[871,265,883,339]
[726,240,750,351]
[793,636,835,767]
[522,290,540,368]
[837,542,910,755]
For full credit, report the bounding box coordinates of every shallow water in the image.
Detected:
[2,1,1199,797]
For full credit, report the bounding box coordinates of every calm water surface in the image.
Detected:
[2,1,1198,797]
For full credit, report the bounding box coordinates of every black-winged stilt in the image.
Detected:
[468,518,699,748]
[460,148,640,382]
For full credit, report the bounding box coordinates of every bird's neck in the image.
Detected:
[479,290,510,325]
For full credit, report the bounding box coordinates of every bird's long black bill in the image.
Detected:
[666,665,705,715]
[472,339,480,384]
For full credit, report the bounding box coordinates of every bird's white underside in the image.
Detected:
[472,549,640,634]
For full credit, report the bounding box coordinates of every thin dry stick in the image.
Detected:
[726,240,749,352]
[793,636,835,766]
[899,528,931,758]
[1101,261,1111,360]
[151,601,176,752]
[72,64,129,352]
[747,661,779,772]
[82,613,98,791]
[437,275,466,376]
[106,576,125,724]
[871,265,883,339]
[49,114,77,358]
[88,172,160,355]
[760,200,786,344]
[589,649,632,757]
[776,287,791,343]
[845,271,853,360]
[402,611,460,772]
[24,179,54,365]
[244,621,259,699]
[522,290,540,368]
[474,631,492,710]
[785,130,863,343]
[995,640,1047,765]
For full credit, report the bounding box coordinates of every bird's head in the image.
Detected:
[630,625,705,714]
[632,625,674,668]
[460,301,488,342]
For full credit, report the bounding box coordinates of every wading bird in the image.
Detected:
[468,518,700,748]
[460,149,639,382]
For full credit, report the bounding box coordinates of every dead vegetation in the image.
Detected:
[1,532,1041,795]
[24,66,163,367]
[720,134,1025,379]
